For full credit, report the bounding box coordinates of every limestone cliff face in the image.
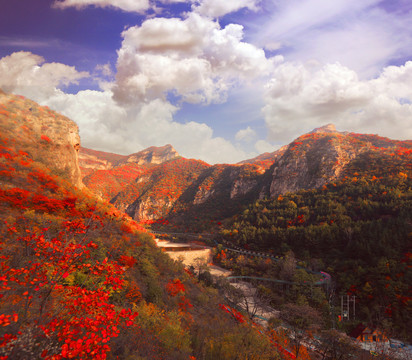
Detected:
[193,187,215,205]
[127,196,174,222]
[230,178,258,199]
[269,126,361,197]
[0,91,83,188]
[228,165,264,199]
[37,116,83,189]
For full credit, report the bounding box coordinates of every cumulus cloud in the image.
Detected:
[263,60,412,143]
[0,51,251,163]
[113,13,271,105]
[255,139,276,154]
[235,126,256,142]
[45,89,250,163]
[52,0,150,13]
[0,51,89,102]
[193,0,260,18]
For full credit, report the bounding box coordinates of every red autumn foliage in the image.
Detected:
[166,279,185,297]
[178,296,193,312]
[218,304,245,323]
[40,134,51,143]
[0,221,138,359]
[119,255,137,268]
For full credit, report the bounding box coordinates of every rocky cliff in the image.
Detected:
[0,91,83,188]
[268,125,361,197]
[266,124,412,197]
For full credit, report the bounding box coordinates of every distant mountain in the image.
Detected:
[123,144,179,166]
[79,144,179,177]
[80,123,412,230]
[237,145,287,170]
[79,145,180,200]
[79,147,127,175]
[263,124,412,198]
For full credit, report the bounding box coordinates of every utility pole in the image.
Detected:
[341,295,356,320]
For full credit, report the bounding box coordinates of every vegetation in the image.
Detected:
[0,93,281,359]
[221,148,412,342]
[3,91,411,358]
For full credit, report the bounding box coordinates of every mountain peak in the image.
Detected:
[310,123,337,134]
[125,144,179,165]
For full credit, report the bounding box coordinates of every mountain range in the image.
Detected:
[78,123,412,232]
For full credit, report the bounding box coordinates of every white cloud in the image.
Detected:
[193,0,260,18]
[0,51,88,102]
[0,37,51,48]
[112,13,271,105]
[95,63,113,78]
[45,89,250,163]
[52,0,150,13]
[263,60,412,143]
[255,139,276,154]
[53,0,261,17]
[252,0,412,78]
[235,126,256,142]
[0,47,254,164]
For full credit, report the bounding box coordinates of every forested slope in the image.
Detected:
[222,147,412,341]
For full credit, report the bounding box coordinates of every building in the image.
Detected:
[350,324,389,343]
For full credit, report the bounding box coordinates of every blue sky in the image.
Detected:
[1,0,412,163]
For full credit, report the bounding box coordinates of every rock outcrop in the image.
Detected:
[0,92,83,188]
[269,126,361,197]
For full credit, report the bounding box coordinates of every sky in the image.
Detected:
[0,0,412,164]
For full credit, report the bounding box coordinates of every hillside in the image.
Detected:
[81,123,412,235]
[237,145,287,170]
[81,147,268,231]
[3,90,411,357]
[264,124,412,198]
[0,90,82,188]
[0,92,282,360]
[221,146,412,341]
[79,144,179,174]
